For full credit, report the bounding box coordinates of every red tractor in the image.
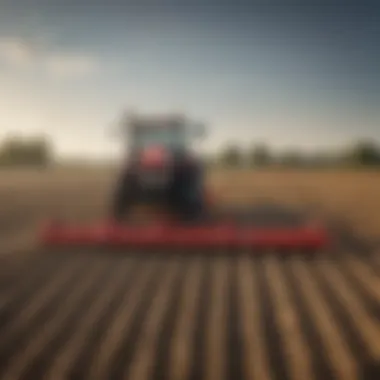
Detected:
[110,112,209,223]
[40,111,328,252]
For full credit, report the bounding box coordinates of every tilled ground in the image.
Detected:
[0,249,379,380]
[0,171,379,380]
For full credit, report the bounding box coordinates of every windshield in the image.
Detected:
[133,127,185,149]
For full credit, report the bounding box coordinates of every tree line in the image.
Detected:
[0,135,379,169]
[0,135,53,167]
[213,140,380,168]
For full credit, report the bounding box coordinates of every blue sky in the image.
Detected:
[0,0,379,158]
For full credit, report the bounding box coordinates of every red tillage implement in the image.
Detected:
[40,221,328,250]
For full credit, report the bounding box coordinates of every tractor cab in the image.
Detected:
[112,112,206,222]
[126,113,205,158]
[131,118,186,152]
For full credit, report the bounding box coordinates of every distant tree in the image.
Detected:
[0,135,53,167]
[306,152,336,168]
[345,140,380,166]
[278,150,305,167]
[248,143,272,167]
[218,144,243,167]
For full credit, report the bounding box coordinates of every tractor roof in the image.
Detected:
[128,113,186,130]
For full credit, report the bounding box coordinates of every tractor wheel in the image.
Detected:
[110,168,137,222]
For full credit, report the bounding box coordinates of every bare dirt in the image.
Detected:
[0,167,379,380]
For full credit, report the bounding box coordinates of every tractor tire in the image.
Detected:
[110,168,138,222]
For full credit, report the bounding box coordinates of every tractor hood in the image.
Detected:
[136,145,173,189]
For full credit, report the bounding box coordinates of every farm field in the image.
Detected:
[0,167,379,380]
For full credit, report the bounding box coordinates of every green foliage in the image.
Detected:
[215,139,380,169]
[249,144,272,166]
[278,150,306,167]
[0,135,53,167]
[218,144,243,167]
[344,140,380,166]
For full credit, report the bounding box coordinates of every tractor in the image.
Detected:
[40,110,328,252]
[110,112,208,223]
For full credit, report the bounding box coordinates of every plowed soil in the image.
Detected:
[0,168,379,380]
